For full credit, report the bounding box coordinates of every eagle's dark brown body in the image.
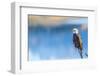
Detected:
[73,33,83,58]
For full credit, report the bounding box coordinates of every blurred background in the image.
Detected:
[28,16,88,61]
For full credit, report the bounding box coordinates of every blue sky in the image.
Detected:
[28,16,88,61]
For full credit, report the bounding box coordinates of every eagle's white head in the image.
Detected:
[73,28,79,34]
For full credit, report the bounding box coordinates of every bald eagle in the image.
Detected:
[73,28,83,58]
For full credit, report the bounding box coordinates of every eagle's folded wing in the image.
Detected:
[78,34,83,50]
